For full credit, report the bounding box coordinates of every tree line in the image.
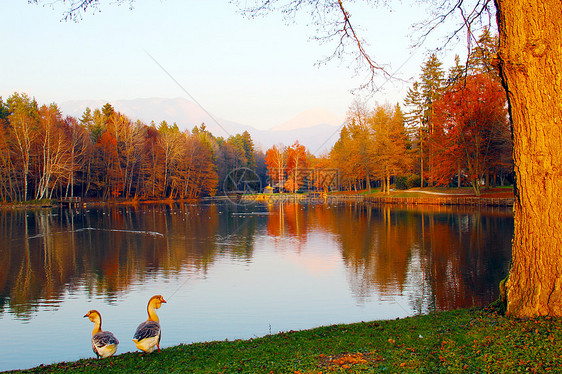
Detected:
[262,29,512,196]
[1,29,510,201]
[403,29,512,196]
[0,96,263,202]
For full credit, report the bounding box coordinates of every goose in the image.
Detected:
[84,310,119,359]
[132,295,167,353]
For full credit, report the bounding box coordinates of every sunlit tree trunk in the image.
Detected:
[419,124,424,188]
[8,94,38,202]
[496,0,562,317]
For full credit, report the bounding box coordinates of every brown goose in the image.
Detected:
[132,295,167,353]
[84,310,119,359]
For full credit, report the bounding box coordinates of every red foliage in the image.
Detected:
[430,74,509,191]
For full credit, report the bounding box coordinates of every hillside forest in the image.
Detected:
[0,29,511,202]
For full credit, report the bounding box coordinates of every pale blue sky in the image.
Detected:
[1,0,470,130]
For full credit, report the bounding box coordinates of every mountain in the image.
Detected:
[59,97,244,139]
[272,108,344,131]
[58,97,343,154]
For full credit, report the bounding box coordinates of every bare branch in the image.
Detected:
[412,0,495,51]
[238,0,397,93]
[28,0,134,21]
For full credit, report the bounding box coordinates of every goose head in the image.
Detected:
[146,295,166,322]
[148,295,167,309]
[84,310,102,324]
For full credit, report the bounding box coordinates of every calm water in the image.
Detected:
[0,202,512,371]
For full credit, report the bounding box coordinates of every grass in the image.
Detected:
[11,305,562,373]
[0,199,55,208]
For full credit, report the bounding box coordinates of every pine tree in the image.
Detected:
[101,103,115,122]
[446,55,466,86]
[467,27,499,80]
[403,81,425,186]
[419,54,445,186]
[241,131,256,170]
[420,54,445,122]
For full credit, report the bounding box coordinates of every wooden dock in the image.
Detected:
[56,197,83,207]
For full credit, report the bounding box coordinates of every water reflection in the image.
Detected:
[0,204,251,319]
[265,203,512,313]
[0,202,512,370]
[0,203,512,320]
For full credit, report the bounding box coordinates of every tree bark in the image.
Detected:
[495,0,562,317]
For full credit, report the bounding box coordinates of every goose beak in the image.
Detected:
[161,297,167,303]
[83,313,89,318]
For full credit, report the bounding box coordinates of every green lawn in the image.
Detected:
[13,305,561,373]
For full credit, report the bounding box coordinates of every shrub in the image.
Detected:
[395,174,421,189]
[407,174,421,188]
[395,176,409,190]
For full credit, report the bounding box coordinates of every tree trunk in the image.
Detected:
[420,123,424,188]
[457,161,461,188]
[496,0,562,317]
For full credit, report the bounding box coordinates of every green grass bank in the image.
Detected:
[9,306,561,373]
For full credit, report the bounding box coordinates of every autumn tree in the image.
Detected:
[0,97,14,200]
[184,131,218,199]
[157,121,183,198]
[35,104,70,200]
[138,125,164,198]
[431,73,510,195]
[265,144,287,192]
[345,100,376,193]
[330,101,379,193]
[310,154,337,192]
[330,102,411,193]
[369,104,411,194]
[407,29,506,191]
[0,112,16,201]
[62,116,90,198]
[7,93,39,201]
[285,141,308,193]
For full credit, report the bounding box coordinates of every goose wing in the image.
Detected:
[133,320,160,341]
[93,331,119,349]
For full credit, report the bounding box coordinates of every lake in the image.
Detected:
[0,202,513,371]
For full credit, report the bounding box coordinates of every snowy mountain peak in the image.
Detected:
[271,108,345,131]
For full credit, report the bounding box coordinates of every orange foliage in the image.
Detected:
[265,145,286,190]
[285,141,308,193]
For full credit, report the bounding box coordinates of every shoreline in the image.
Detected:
[0,187,515,210]
[8,305,561,373]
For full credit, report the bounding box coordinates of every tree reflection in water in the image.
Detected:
[266,203,512,314]
[0,202,512,320]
